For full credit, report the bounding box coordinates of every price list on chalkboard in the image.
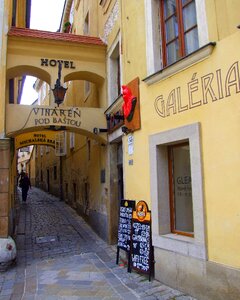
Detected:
[131,221,152,273]
[117,200,135,251]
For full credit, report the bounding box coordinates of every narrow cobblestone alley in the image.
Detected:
[0,188,196,300]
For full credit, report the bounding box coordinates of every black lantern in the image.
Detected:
[52,62,67,106]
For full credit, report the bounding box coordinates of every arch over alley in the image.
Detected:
[6,27,107,105]
[6,104,107,145]
[5,27,108,144]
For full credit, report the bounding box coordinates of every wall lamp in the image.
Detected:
[52,62,68,106]
[106,113,124,121]
[121,126,131,135]
[93,128,108,134]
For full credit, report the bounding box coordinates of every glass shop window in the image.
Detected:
[168,142,194,237]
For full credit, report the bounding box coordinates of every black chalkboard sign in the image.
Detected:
[130,201,153,280]
[131,221,152,272]
[117,200,135,251]
[116,200,135,271]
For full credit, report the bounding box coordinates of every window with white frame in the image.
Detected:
[168,142,194,237]
[75,0,80,10]
[145,0,209,75]
[108,37,121,104]
[69,1,74,24]
[160,0,199,66]
[84,12,89,35]
[149,123,207,259]
[70,132,75,149]
[84,81,90,97]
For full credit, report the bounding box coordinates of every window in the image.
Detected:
[53,166,57,180]
[55,131,66,156]
[168,143,194,237]
[69,1,74,24]
[65,183,68,200]
[75,0,80,10]
[84,81,90,97]
[87,139,91,161]
[160,0,198,66]
[12,0,17,26]
[70,132,75,149]
[9,79,14,103]
[145,0,209,77]
[84,12,89,35]
[149,123,207,259]
[108,38,121,103]
[99,0,111,13]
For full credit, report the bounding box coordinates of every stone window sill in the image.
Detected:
[152,233,207,260]
[143,42,216,85]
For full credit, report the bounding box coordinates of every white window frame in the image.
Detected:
[84,11,89,35]
[69,132,75,149]
[107,33,122,105]
[84,81,90,99]
[149,123,207,260]
[145,0,209,77]
[69,1,74,24]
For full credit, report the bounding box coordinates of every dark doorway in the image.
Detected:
[117,143,124,201]
[47,169,50,192]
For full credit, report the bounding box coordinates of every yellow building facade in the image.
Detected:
[1,0,240,298]
[0,0,30,238]
[53,1,240,298]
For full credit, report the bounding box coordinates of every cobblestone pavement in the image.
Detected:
[0,187,197,300]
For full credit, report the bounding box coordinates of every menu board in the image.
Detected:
[117,200,135,251]
[131,220,152,273]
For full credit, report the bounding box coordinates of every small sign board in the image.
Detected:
[128,134,134,155]
[116,200,135,271]
[130,201,153,280]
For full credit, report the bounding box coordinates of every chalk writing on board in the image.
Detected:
[131,221,151,272]
[117,200,135,252]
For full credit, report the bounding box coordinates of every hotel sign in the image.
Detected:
[40,58,76,69]
[15,131,56,149]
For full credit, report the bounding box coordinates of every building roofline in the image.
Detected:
[8,27,106,47]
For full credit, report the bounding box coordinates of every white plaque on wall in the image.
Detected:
[128,134,134,155]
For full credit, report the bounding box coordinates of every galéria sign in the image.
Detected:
[32,107,81,127]
[154,61,240,118]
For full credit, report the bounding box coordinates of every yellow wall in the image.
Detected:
[4,0,240,269]
[120,0,146,83]
[123,1,240,268]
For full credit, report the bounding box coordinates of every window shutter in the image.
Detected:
[55,131,66,156]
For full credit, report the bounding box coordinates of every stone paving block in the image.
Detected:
[0,296,11,300]
[175,296,196,300]
[120,291,140,299]
[0,187,196,300]
[0,288,12,296]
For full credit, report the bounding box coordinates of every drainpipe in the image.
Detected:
[59,155,63,201]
